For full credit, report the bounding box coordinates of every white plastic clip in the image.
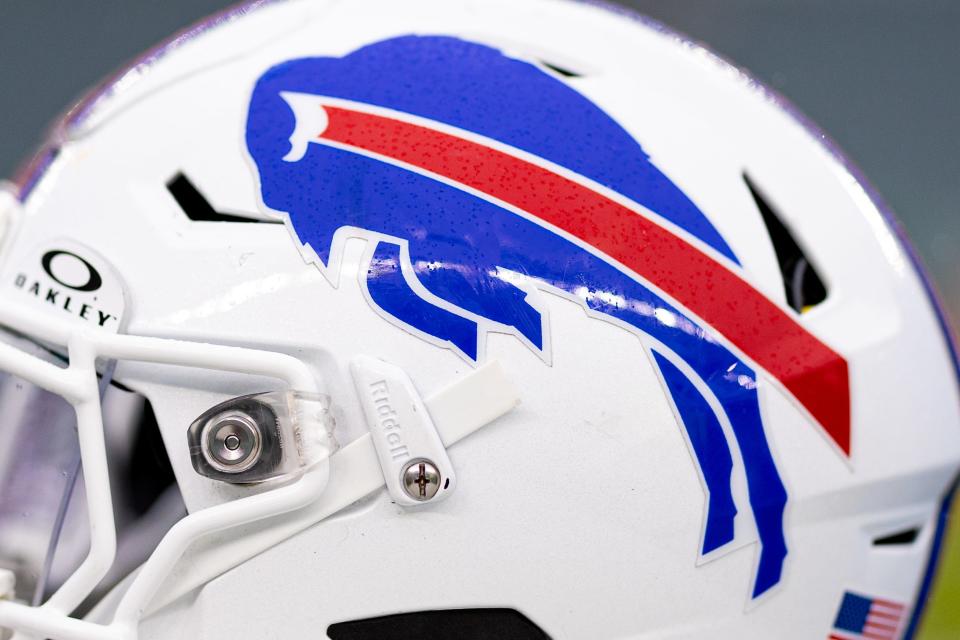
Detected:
[351,356,456,506]
[0,568,12,640]
[0,569,14,600]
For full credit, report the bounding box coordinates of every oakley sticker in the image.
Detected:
[5,239,126,331]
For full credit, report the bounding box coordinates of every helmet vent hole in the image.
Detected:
[872,527,921,546]
[327,609,550,639]
[165,172,281,224]
[538,60,581,78]
[743,172,827,313]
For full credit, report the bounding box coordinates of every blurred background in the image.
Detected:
[0,0,957,636]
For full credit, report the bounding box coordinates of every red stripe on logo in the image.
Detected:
[319,104,851,455]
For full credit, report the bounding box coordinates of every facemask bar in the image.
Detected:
[0,292,332,640]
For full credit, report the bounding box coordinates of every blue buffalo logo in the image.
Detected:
[243,35,843,599]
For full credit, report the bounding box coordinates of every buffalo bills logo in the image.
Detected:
[245,35,850,599]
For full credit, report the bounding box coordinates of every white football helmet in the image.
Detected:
[0,1,957,639]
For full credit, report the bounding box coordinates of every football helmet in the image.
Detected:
[0,1,957,638]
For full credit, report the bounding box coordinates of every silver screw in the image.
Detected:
[200,411,263,474]
[401,459,441,501]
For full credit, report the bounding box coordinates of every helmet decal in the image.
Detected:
[831,591,906,639]
[245,35,851,599]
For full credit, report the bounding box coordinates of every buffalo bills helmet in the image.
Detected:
[0,1,957,638]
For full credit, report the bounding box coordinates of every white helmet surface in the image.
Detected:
[0,1,957,638]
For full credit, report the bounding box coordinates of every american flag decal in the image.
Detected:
[829,591,906,640]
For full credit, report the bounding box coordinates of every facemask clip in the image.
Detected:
[351,356,457,506]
